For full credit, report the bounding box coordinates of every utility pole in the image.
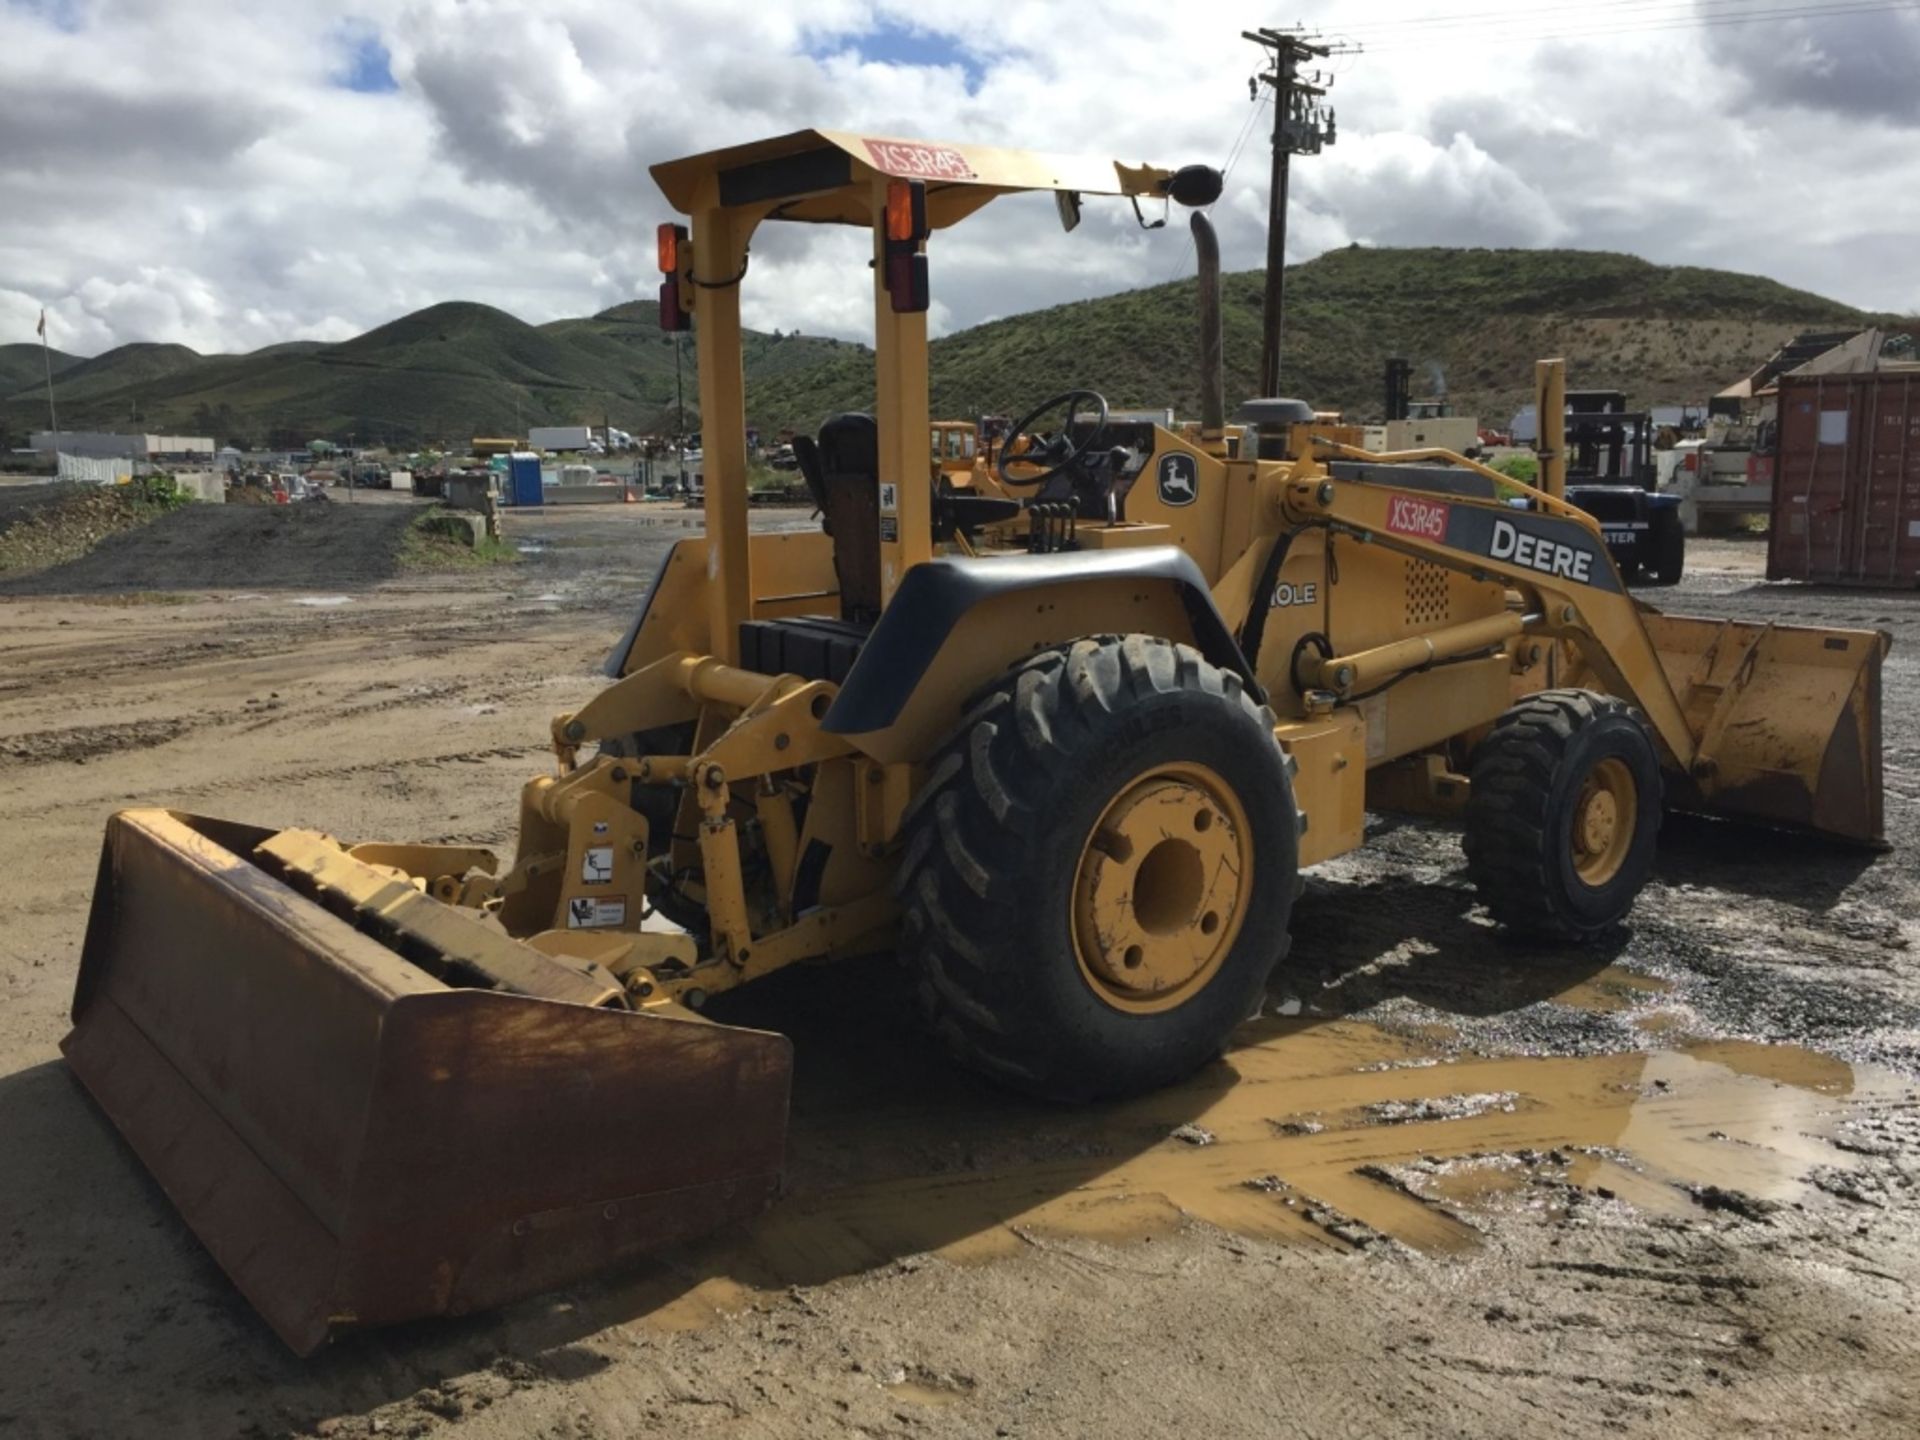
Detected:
[36,307,58,438]
[1244,26,1355,396]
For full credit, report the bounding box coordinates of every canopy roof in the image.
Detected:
[651,128,1171,228]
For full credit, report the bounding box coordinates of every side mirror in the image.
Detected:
[1055,189,1082,233]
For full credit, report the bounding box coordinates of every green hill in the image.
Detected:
[2,298,853,448]
[0,343,80,398]
[749,247,1875,435]
[46,342,207,406]
[245,340,328,360]
[2,247,1877,448]
[535,299,860,421]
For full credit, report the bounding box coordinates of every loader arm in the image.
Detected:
[1277,464,1889,844]
[1277,469,1700,770]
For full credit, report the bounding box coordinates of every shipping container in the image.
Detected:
[1769,371,1920,586]
[528,425,595,452]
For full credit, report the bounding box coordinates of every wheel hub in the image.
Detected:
[1572,757,1636,886]
[1071,764,1251,1013]
[1578,789,1617,853]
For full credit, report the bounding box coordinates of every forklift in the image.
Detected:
[1557,389,1685,585]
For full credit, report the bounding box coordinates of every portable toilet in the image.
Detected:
[505,452,543,507]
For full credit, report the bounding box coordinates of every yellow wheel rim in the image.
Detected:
[1070,762,1252,1015]
[1572,756,1636,886]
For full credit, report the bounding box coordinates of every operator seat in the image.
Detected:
[790,434,829,516]
[736,412,881,686]
[813,412,883,623]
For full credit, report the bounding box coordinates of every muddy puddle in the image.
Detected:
[616,1003,1907,1332]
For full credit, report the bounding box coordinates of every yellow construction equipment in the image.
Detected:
[65,127,1888,1354]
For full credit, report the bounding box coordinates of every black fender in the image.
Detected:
[821,547,1259,736]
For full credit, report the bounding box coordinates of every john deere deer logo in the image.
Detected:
[1157,453,1198,507]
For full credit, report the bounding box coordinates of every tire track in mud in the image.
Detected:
[0,744,549,826]
[0,593,602,700]
[166,742,549,795]
[0,636,311,698]
[1407,1234,1844,1431]
[0,717,190,767]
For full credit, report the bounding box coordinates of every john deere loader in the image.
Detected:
[65,128,1888,1353]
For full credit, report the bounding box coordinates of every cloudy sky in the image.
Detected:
[3,0,1916,357]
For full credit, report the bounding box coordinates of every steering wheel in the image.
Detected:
[995,389,1110,487]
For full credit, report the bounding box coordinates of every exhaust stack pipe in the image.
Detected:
[1191,212,1225,437]
[1536,358,1567,500]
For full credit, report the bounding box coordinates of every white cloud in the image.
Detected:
[2,0,1916,363]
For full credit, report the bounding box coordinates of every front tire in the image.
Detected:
[1464,690,1662,941]
[897,636,1300,1102]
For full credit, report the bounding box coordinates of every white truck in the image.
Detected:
[528,425,596,453]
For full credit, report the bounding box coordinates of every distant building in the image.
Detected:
[29,431,215,462]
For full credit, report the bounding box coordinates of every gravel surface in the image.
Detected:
[0,480,94,534]
[0,494,424,594]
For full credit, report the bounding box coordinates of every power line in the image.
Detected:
[1221,90,1271,185]
[1339,0,1877,33]
[1351,0,1920,49]
[1163,88,1272,286]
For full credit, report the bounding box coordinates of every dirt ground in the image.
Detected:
[1,503,1916,1439]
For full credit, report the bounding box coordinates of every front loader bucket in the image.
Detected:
[62,810,790,1355]
[1640,613,1890,845]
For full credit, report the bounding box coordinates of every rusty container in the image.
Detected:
[1769,371,1920,585]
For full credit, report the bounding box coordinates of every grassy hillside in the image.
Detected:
[536,299,857,427]
[246,340,328,360]
[2,298,854,447]
[0,343,80,399]
[750,247,1873,435]
[3,247,1877,447]
[46,342,207,407]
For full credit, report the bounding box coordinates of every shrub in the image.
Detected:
[127,473,189,511]
[1493,453,1540,484]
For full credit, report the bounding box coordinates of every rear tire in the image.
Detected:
[1648,511,1685,585]
[897,635,1299,1102]
[1464,689,1661,941]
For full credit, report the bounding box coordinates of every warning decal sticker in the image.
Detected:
[567,895,627,929]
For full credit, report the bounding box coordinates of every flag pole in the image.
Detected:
[38,308,59,438]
